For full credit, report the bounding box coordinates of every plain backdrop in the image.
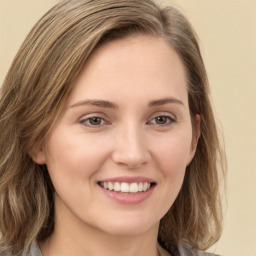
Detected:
[0,1,255,256]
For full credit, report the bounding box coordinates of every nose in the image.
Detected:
[111,125,151,169]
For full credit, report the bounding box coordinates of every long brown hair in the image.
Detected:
[0,0,226,254]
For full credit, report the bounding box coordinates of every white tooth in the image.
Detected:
[120,182,129,192]
[143,182,148,192]
[108,182,114,190]
[103,182,108,189]
[138,182,143,192]
[129,183,139,193]
[114,182,120,192]
[147,183,151,190]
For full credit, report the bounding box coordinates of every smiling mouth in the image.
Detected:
[98,181,156,193]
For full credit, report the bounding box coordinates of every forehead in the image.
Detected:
[67,35,188,106]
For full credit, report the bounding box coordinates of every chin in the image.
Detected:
[95,213,159,237]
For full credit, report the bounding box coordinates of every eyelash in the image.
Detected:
[80,114,175,128]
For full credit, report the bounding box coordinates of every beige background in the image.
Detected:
[0,0,255,255]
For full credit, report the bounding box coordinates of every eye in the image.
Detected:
[148,115,175,126]
[80,116,106,127]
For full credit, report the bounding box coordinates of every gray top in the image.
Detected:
[177,243,220,256]
[1,241,220,256]
[22,242,42,256]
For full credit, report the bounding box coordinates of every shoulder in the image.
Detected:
[178,243,221,256]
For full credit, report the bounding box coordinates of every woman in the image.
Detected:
[0,0,226,255]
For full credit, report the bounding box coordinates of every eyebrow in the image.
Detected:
[149,97,184,107]
[70,97,184,109]
[70,99,118,109]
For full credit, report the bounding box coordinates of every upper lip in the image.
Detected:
[98,176,156,184]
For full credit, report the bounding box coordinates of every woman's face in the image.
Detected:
[35,35,199,237]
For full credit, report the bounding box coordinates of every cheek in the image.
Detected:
[43,132,112,213]
[152,131,192,197]
[147,134,192,219]
[160,145,187,190]
[44,132,110,184]
[154,132,193,172]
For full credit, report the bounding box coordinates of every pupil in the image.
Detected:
[156,116,167,124]
[90,117,101,125]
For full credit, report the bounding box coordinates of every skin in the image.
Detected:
[33,35,200,256]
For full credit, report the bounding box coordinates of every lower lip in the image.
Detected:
[98,185,155,204]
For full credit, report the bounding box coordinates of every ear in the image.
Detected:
[29,144,47,165]
[187,114,201,166]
